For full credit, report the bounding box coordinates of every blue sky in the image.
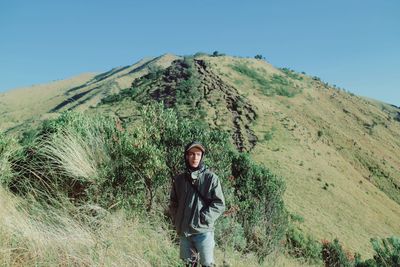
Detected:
[1,0,399,106]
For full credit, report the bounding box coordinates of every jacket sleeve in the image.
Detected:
[169,177,178,223]
[201,174,225,225]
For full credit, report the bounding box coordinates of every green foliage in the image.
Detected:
[147,64,164,80]
[216,216,247,252]
[312,76,321,82]
[271,74,298,97]
[231,63,300,97]
[254,54,264,60]
[174,57,202,109]
[194,52,210,57]
[263,127,276,142]
[0,132,17,186]
[289,213,304,223]
[101,65,165,105]
[355,254,377,267]
[354,152,400,205]
[284,232,400,267]
[280,67,303,81]
[10,112,130,204]
[322,239,353,267]
[212,51,225,57]
[103,57,204,120]
[371,236,400,266]
[354,236,400,267]
[231,153,288,258]
[285,226,322,264]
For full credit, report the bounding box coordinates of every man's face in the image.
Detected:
[186,147,203,168]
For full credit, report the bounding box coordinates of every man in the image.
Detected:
[169,141,225,267]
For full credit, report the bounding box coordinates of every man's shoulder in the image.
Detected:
[203,168,218,181]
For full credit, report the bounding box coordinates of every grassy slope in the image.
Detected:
[1,53,399,261]
[0,54,180,134]
[0,73,96,131]
[204,55,400,256]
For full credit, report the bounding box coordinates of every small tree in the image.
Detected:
[212,51,220,57]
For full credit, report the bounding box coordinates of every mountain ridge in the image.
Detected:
[1,53,399,256]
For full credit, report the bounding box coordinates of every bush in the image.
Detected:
[231,153,288,258]
[212,51,225,57]
[10,112,130,204]
[263,127,275,142]
[215,215,247,252]
[354,253,377,267]
[0,132,17,187]
[322,238,353,267]
[354,236,400,267]
[285,226,322,263]
[371,236,400,267]
[280,67,303,81]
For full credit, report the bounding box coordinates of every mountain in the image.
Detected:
[1,53,399,256]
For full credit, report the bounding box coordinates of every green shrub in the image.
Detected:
[371,236,400,266]
[285,226,322,263]
[216,215,247,252]
[354,236,400,267]
[264,131,274,141]
[231,153,288,258]
[231,63,271,94]
[322,238,353,267]
[289,213,304,223]
[280,67,303,81]
[263,127,276,142]
[0,132,18,187]
[194,52,210,57]
[354,253,377,267]
[212,51,225,57]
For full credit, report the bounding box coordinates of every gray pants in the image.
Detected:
[180,232,215,266]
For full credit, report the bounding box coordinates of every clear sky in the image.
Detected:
[1,0,399,106]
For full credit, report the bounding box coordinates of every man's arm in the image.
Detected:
[201,174,225,225]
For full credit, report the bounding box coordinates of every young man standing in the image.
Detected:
[169,141,225,267]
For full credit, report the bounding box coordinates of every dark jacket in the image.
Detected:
[169,165,225,236]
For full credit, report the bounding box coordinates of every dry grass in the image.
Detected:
[39,129,110,182]
[0,73,96,131]
[205,56,400,257]
[0,186,182,266]
[1,186,317,267]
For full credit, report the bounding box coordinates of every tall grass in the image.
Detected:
[40,129,105,181]
[0,186,184,266]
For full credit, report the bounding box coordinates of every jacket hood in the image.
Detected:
[184,141,206,172]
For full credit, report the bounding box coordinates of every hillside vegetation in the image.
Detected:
[1,53,400,266]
